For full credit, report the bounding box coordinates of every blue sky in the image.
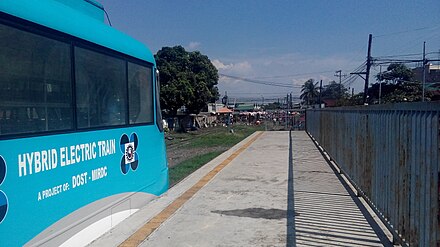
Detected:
[99,0,440,102]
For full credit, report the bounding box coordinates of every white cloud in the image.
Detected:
[187,41,201,50]
[212,59,252,74]
[211,59,228,70]
[213,52,366,101]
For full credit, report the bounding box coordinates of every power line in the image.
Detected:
[374,53,422,59]
[252,70,335,79]
[219,73,302,88]
[379,26,440,56]
[224,92,292,96]
[373,59,422,64]
[373,58,440,66]
[334,60,368,89]
[427,51,440,56]
[373,24,440,38]
[341,61,367,85]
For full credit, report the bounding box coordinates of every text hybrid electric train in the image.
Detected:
[0,0,168,246]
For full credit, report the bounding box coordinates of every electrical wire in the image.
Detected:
[380,25,440,57]
[374,53,422,59]
[219,73,302,88]
[252,70,335,79]
[223,92,294,95]
[373,24,440,38]
[336,61,367,88]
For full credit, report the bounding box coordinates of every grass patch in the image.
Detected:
[167,124,265,187]
[189,125,264,148]
[169,151,224,186]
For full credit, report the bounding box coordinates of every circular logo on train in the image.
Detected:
[0,156,8,224]
[119,133,139,175]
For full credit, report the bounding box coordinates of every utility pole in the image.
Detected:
[379,65,382,104]
[351,34,373,105]
[335,70,342,99]
[222,91,228,106]
[290,92,293,129]
[422,41,426,102]
[285,94,288,129]
[318,80,323,108]
[364,34,373,105]
[335,70,342,84]
[335,70,346,99]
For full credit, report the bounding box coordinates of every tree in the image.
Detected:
[265,102,281,110]
[186,51,219,113]
[155,46,219,115]
[368,81,432,103]
[376,63,414,84]
[371,63,432,103]
[321,81,349,100]
[300,79,318,105]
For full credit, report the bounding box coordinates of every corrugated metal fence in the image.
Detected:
[306,102,439,246]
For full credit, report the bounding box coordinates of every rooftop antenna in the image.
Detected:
[103,8,112,26]
[84,0,113,26]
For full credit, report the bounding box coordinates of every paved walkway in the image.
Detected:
[291,132,391,246]
[91,131,392,247]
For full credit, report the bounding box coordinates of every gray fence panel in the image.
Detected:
[306,102,440,246]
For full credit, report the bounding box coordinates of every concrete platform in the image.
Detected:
[291,132,392,247]
[90,131,392,247]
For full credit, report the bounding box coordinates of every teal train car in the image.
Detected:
[0,0,168,246]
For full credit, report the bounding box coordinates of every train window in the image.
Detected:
[128,62,153,124]
[0,23,73,135]
[75,47,127,128]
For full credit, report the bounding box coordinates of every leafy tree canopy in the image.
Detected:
[376,63,414,84]
[321,81,349,100]
[370,63,432,103]
[155,46,219,115]
[368,81,433,104]
[300,79,319,105]
[265,102,281,110]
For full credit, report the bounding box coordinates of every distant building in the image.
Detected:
[206,103,224,113]
[322,99,338,107]
[234,103,257,112]
[413,64,440,89]
[413,64,440,100]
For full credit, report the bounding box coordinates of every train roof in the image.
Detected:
[0,0,155,64]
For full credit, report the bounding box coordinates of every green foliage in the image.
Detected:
[155,46,219,115]
[368,81,432,103]
[189,125,261,148]
[167,125,263,186]
[370,63,432,104]
[376,63,414,84]
[169,151,223,186]
[321,81,349,100]
[264,102,281,110]
[340,92,364,106]
[300,79,319,105]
